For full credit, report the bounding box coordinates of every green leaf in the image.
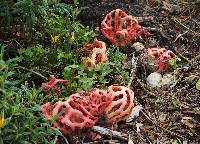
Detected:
[196,79,200,91]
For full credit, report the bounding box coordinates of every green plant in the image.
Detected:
[0,44,20,93]
[0,0,95,49]
[63,47,130,94]
[0,44,61,143]
[35,3,95,49]
[18,44,79,81]
[13,1,95,82]
[0,0,68,27]
[196,79,200,91]
[0,1,13,26]
[0,0,42,27]
[168,56,180,69]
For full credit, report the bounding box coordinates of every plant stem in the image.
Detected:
[15,66,48,80]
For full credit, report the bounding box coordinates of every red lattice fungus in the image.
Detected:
[41,100,97,134]
[101,9,149,47]
[41,89,112,134]
[70,89,112,117]
[42,75,68,90]
[80,39,108,67]
[42,75,68,96]
[144,48,176,71]
[104,85,134,124]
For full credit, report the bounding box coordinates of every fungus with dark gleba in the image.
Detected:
[101,9,149,47]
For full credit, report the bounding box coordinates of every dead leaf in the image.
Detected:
[162,1,171,10]
[143,125,154,130]
[158,113,167,122]
[89,132,102,140]
[181,117,195,128]
[171,139,178,144]
[128,135,134,144]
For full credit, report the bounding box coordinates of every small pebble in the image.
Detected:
[146,72,162,87]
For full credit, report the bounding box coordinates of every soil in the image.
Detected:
[73,0,200,143]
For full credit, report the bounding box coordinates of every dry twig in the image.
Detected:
[91,126,128,141]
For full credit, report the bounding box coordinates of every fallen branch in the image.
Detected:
[136,16,154,23]
[91,126,128,141]
[173,30,189,42]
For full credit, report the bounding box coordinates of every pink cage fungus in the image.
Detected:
[144,48,176,71]
[41,100,97,134]
[42,75,68,90]
[41,89,112,134]
[80,39,108,67]
[70,89,112,117]
[42,75,68,96]
[104,85,135,124]
[101,9,149,47]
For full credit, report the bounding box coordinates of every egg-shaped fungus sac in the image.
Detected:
[144,48,176,71]
[70,89,113,117]
[104,85,134,124]
[41,100,97,135]
[80,39,108,67]
[101,9,149,47]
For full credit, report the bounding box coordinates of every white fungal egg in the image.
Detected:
[146,72,162,87]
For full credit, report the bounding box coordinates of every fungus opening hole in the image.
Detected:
[113,94,123,101]
[109,103,121,113]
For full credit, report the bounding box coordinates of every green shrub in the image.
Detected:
[63,47,130,94]
[0,0,77,27]
[35,11,95,49]
[13,1,95,82]
[0,45,60,144]
[18,44,79,81]
[0,0,95,48]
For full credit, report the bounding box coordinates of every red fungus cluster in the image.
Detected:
[42,75,68,90]
[70,89,112,117]
[144,48,176,71]
[80,39,108,67]
[41,84,135,134]
[42,75,68,96]
[41,89,112,134]
[41,101,97,134]
[105,85,134,124]
[101,9,149,47]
